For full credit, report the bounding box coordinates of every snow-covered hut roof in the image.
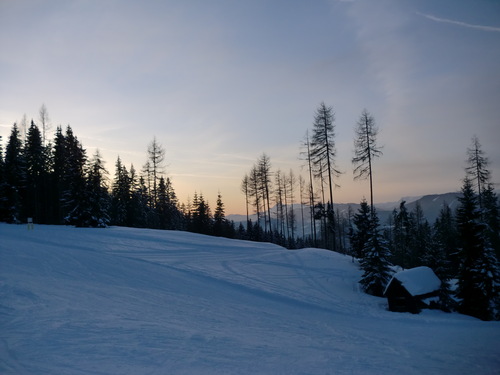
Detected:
[385,266,441,297]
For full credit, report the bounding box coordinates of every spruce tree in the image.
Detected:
[456,177,499,320]
[83,150,110,227]
[190,193,212,235]
[432,203,459,275]
[61,126,87,225]
[197,193,212,235]
[408,202,432,268]
[420,237,454,312]
[391,201,412,269]
[24,121,49,223]
[156,176,168,229]
[349,199,371,259]
[359,210,392,297]
[237,222,247,240]
[51,126,67,223]
[213,192,226,237]
[0,135,7,221]
[0,135,3,171]
[420,207,456,312]
[482,184,500,258]
[4,124,25,223]
[166,177,183,229]
[130,172,150,228]
[111,156,131,226]
[473,242,499,320]
[154,176,181,230]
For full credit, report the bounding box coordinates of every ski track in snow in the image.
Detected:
[1,223,499,375]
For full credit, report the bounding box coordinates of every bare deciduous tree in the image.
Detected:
[466,135,490,209]
[352,109,383,216]
[241,174,250,225]
[146,137,165,207]
[310,102,341,208]
[39,104,51,146]
[310,103,341,250]
[257,153,273,234]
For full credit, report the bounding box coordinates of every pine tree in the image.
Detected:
[359,210,392,297]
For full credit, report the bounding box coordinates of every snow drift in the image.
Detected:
[1,223,499,374]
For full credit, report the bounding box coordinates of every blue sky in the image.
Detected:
[1,0,499,214]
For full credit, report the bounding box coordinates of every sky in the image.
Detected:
[1,0,499,215]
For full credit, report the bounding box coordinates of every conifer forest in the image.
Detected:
[1,104,498,320]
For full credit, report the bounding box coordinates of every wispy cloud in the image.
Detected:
[418,12,500,32]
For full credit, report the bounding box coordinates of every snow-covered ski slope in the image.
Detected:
[1,224,499,374]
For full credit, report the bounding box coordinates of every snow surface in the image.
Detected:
[387,266,442,297]
[1,223,499,374]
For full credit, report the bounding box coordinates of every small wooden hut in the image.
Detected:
[384,266,441,314]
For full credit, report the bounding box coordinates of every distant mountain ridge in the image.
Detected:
[227,191,469,231]
[392,192,461,223]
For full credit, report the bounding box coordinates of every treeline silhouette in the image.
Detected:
[0,121,239,238]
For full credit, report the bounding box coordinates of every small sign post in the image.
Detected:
[27,217,34,230]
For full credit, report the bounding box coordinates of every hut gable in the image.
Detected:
[384,266,441,314]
